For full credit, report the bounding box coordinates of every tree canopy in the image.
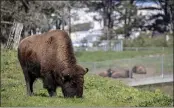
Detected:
[1,0,173,44]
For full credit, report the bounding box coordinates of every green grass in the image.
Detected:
[76,48,173,73]
[1,49,173,106]
[80,54,173,74]
[136,82,173,98]
[76,48,173,62]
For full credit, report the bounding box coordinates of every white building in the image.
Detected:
[68,8,103,47]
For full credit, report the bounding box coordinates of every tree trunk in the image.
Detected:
[124,7,128,38]
[102,0,113,50]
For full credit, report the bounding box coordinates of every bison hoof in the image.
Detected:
[48,91,57,97]
[27,92,34,96]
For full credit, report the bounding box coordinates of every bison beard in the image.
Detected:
[18,30,88,98]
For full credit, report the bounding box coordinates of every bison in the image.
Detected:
[18,30,88,98]
[132,65,146,74]
[98,68,113,77]
[111,68,132,78]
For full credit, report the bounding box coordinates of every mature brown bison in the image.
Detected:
[111,68,132,78]
[98,69,113,77]
[132,65,146,74]
[18,30,88,98]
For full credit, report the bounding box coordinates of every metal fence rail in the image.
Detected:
[123,47,166,51]
[74,46,170,52]
[74,40,123,52]
[127,74,173,87]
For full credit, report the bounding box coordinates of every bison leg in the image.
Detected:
[42,73,57,97]
[47,89,57,97]
[22,67,36,96]
[28,75,36,95]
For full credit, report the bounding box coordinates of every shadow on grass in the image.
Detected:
[34,93,64,98]
[34,93,48,97]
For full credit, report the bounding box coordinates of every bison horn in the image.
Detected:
[85,68,89,73]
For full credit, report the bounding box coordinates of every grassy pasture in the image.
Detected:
[1,49,173,106]
[79,54,173,75]
[76,47,173,62]
[78,48,173,74]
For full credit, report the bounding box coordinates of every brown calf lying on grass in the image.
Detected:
[132,65,147,74]
[111,68,132,78]
[98,68,132,78]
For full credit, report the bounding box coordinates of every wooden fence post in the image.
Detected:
[6,22,16,49]
[13,23,23,50]
[5,22,23,50]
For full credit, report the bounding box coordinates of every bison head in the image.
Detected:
[61,65,88,98]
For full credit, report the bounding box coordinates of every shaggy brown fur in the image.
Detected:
[111,68,131,78]
[132,65,146,74]
[18,30,88,98]
[98,71,109,77]
[98,69,113,77]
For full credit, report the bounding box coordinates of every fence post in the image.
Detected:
[129,58,133,78]
[136,47,138,51]
[13,23,23,50]
[161,55,164,78]
[5,22,23,50]
[122,40,123,51]
[93,62,96,72]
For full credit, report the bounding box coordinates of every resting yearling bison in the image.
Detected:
[132,65,146,74]
[98,69,113,77]
[111,68,132,78]
[18,30,88,98]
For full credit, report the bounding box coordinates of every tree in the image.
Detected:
[1,1,50,38]
[1,1,76,39]
[136,0,174,36]
[83,0,139,39]
[122,0,138,38]
[158,0,174,31]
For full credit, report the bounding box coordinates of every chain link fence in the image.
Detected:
[79,54,173,96]
[74,45,170,52]
[79,54,173,78]
[123,47,166,51]
[74,40,123,52]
